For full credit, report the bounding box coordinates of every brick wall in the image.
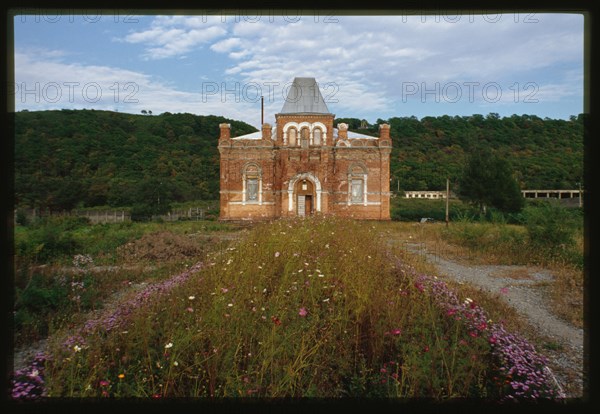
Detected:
[219,120,391,221]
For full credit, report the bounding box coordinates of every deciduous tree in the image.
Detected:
[458,149,524,214]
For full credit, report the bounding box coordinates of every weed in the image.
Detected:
[24,217,563,400]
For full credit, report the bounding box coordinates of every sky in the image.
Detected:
[12,10,584,128]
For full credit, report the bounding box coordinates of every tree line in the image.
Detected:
[337,113,583,192]
[15,110,583,214]
[14,109,256,216]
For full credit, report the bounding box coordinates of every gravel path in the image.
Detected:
[405,242,585,398]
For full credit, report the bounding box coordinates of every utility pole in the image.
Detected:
[445,178,450,228]
[261,96,264,125]
[578,181,583,208]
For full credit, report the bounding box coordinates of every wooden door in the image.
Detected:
[305,196,313,215]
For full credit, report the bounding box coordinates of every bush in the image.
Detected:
[14,271,71,341]
[441,202,583,267]
[523,203,578,250]
[16,209,29,226]
[130,204,155,222]
[391,198,475,222]
[17,217,88,263]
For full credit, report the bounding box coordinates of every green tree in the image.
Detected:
[458,149,524,214]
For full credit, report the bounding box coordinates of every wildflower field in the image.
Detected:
[11,217,565,401]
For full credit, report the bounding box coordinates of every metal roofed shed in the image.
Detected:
[279,77,331,114]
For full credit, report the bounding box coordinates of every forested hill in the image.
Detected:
[337,113,584,192]
[14,110,257,211]
[15,110,583,212]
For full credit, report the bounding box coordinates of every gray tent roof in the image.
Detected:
[280,77,330,114]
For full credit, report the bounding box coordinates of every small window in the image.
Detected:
[313,128,322,145]
[288,128,297,146]
[351,179,364,203]
[247,178,258,201]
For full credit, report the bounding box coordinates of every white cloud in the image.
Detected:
[16,12,583,123]
[210,37,242,53]
[13,51,258,123]
[123,24,227,59]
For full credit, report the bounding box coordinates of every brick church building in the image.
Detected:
[218,77,392,220]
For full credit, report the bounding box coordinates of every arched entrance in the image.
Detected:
[287,173,322,216]
[295,179,315,216]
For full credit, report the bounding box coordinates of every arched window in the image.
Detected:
[300,127,309,148]
[288,128,297,146]
[313,127,322,146]
[243,164,261,203]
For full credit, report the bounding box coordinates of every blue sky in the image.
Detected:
[13,11,584,128]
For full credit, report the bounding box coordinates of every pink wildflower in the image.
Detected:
[298,307,308,317]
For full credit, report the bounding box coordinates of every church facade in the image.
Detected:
[218,77,392,221]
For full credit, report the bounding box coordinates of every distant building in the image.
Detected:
[218,77,392,220]
[404,191,450,199]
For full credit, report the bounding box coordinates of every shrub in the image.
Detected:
[523,203,577,250]
[16,209,29,226]
[16,217,88,263]
[130,204,155,222]
[391,198,475,222]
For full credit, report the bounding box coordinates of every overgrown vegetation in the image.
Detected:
[384,198,584,328]
[391,197,473,222]
[13,218,238,346]
[14,216,236,266]
[17,217,560,400]
[443,202,583,269]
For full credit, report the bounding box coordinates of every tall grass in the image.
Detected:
[391,198,474,222]
[32,217,561,400]
[384,217,583,330]
[13,219,237,346]
[14,218,238,266]
[442,203,584,328]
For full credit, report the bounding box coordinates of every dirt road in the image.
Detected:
[404,242,585,398]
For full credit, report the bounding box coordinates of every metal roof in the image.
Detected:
[280,77,330,114]
[232,124,278,140]
[333,128,378,139]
